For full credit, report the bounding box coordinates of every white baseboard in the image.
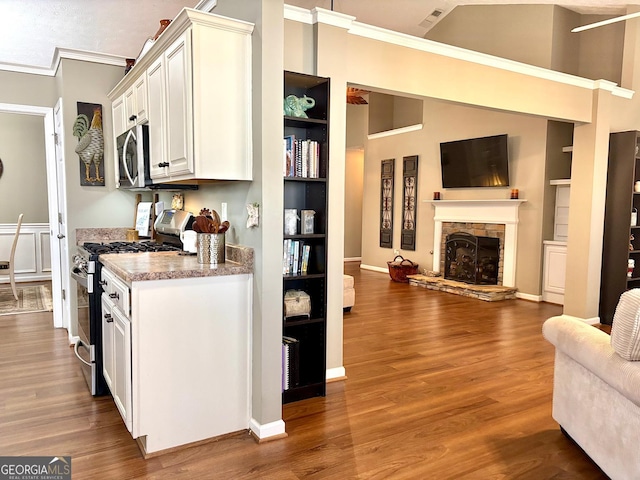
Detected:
[344,257,361,263]
[249,418,286,441]
[359,264,388,274]
[582,316,600,325]
[326,366,346,381]
[542,291,564,305]
[515,292,542,302]
[68,334,79,346]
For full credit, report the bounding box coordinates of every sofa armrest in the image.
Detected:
[543,315,640,407]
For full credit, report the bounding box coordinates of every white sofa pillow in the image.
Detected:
[611,289,640,360]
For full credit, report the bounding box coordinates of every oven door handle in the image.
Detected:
[70,269,93,294]
[74,340,92,367]
[71,269,88,288]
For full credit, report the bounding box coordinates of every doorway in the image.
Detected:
[0,101,68,329]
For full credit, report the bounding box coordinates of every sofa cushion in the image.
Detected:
[612,289,640,361]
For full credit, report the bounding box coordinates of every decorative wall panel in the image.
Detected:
[380,159,394,248]
[401,155,418,251]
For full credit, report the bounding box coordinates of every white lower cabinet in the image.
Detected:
[101,268,133,433]
[101,295,115,391]
[112,305,132,432]
[101,265,252,456]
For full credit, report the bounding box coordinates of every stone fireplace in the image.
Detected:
[429,199,525,288]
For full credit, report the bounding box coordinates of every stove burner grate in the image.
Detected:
[82,241,181,255]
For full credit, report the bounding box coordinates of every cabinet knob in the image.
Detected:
[109,292,120,300]
[104,313,113,323]
[158,162,170,167]
[129,114,137,122]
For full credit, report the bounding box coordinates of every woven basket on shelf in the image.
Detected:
[387,255,419,283]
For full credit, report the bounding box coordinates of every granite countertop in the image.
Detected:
[100,244,253,283]
[76,227,253,283]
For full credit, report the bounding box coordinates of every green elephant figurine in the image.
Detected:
[284,94,316,118]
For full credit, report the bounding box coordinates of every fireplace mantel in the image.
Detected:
[425,199,526,287]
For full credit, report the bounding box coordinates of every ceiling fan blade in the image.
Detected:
[572,11,640,33]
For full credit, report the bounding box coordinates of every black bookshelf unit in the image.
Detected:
[282,71,329,403]
[600,131,640,325]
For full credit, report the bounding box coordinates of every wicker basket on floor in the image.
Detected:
[387,255,419,283]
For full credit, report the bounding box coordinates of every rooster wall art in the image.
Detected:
[73,102,105,186]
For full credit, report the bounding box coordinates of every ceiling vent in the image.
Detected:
[419,8,446,29]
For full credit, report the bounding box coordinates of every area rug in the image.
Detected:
[0,285,53,316]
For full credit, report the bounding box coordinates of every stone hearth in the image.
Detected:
[408,274,517,302]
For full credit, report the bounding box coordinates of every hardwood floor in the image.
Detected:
[0,266,608,479]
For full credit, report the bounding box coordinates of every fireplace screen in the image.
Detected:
[445,232,500,285]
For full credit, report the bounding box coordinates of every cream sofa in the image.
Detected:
[543,291,640,480]
[343,274,355,312]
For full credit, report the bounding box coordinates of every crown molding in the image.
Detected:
[284,5,314,24]
[0,48,126,77]
[311,7,355,29]
[194,0,218,13]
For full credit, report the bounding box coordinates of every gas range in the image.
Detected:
[71,239,182,396]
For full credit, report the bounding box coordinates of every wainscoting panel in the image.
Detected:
[40,231,52,272]
[0,223,52,283]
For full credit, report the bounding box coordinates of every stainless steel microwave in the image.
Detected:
[116,125,197,191]
[116,124,148,189]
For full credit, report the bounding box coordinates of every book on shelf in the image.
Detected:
[284,135,295,177]
[283,239,312,275]
[292,240,300,275]
[301,244,310,274]
[282,336,300,391]
[283,136,320,178]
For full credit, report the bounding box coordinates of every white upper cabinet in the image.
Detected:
[108,8,254,183]
[164,31,193,178]
[112,95,126,138]
[146,56,167,179]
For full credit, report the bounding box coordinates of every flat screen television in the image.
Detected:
[440,134,510,188]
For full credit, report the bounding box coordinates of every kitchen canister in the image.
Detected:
[197,233,225,264]
[633,208,638,227]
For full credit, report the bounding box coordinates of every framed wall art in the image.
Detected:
[73,102,105,186]
[401,155,418,251]
[380,159,395,248]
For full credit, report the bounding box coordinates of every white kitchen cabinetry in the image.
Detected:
[100,261,252,456]
[150,30,193,179]
[101,269,133,433]
[108,8,254,184]
[551,180,570,242]
[124,75,149,129]
[146,56,166,179]
[543,240,567,305]
[112,96,126,138]
[130,274,251,455]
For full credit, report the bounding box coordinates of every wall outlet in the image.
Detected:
[221,202,228,222]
